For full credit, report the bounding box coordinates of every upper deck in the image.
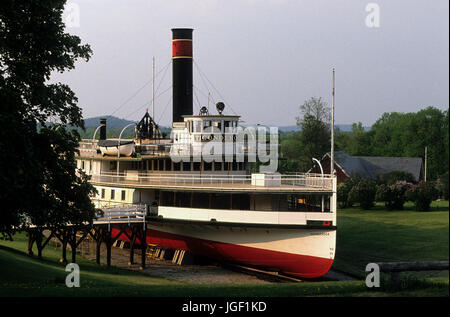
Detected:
[87,171,334,193]
[77,140,335,194]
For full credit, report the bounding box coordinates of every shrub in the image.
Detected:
[337,178,359,208]
[375,181,413,210]
[348,178,377,209]
[376,171,415,185]
[406,181,439,211]
[436,171,449,200]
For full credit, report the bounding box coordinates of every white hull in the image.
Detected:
[112,220,336,278]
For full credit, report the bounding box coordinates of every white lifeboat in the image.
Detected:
[98,139,135,157]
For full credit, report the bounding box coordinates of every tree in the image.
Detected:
[347,122,373,156]
[296,97,331,170]
[281,134,302,160]
[370,107,448,180]
[376,181,412,210]
[297,96,331,123]
[337,177,360,208]
[406,181,439,211]
[348,178,377,210]
[436,171,449,200]
[0,0,97,236]
[376,171,415,186]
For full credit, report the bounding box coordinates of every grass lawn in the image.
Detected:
[0,200,448,297]
[333,200,449,280]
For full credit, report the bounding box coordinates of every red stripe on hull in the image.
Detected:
[111,227,333,279]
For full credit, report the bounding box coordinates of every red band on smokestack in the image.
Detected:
[172,39,192,58]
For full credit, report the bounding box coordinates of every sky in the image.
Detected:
[52,0,449,127]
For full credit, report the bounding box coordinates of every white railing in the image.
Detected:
[88,171,334,190]
[95,204,147,225]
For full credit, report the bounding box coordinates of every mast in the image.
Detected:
[152,56,155,120]
[331,68,335,175]
[207,92,211,113]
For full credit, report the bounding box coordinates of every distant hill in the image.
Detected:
[278,124,371,133]
[82,116,369,134]
[83,116,136,129]
[81,116,171,139]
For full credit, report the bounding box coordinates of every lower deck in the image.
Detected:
[92,183,337,228]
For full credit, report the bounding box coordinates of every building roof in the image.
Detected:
[323,151,424,181]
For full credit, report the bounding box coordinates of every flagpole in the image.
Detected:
[331,68,335,175]
[152,56,155,119]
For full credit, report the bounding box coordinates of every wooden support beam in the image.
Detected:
[35,230,43,259]
[90,226,103,265]
[27,230,34,256]
[69,228,77,263]
[140,227,147,270]
[61,231,68,263]
[129,228,137,265]
[120,228,132,242]
[104,228,112,267]
[95,229,102,265]
[112,227,126,243]
[172,250,180,263]
[53,229,68,263]
[42,231,55,250]
[26,229,44,259]
[27,229,54,258]
[75,230,90,249]
[177,250,186,265]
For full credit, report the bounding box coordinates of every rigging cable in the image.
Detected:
[108,60,172,117]
[193,84,216,105]
[193,59,215,106]
[193,88,202,112]
[123,85,172,120]
[193,60,238,115]
[157,95,173,124]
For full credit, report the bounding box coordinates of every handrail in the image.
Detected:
[96,170,332,178]
[88,172,334,190]
[95,204,147,228]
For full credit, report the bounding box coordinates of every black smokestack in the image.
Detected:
[99,118,106,140]
[172,28,193,123]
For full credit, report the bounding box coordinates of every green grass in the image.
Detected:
[333,200,449,279]
[0,242,447,297]
[0,239,365,297]
[0,200,448,297]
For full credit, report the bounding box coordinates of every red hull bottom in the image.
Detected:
[111,227,333,279]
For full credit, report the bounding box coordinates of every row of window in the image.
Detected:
[111,159,247,172]
[187,119,238,134]
[97,188,126,201]
[158,191,331,212]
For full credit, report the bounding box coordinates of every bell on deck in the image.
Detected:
[135,110,161,142]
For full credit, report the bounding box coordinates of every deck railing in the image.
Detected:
[94,204,147,225]
[88,171,334,190]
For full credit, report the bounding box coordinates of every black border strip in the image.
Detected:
[146,216,337,230]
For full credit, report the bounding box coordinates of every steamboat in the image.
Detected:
[76,28,337,278]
